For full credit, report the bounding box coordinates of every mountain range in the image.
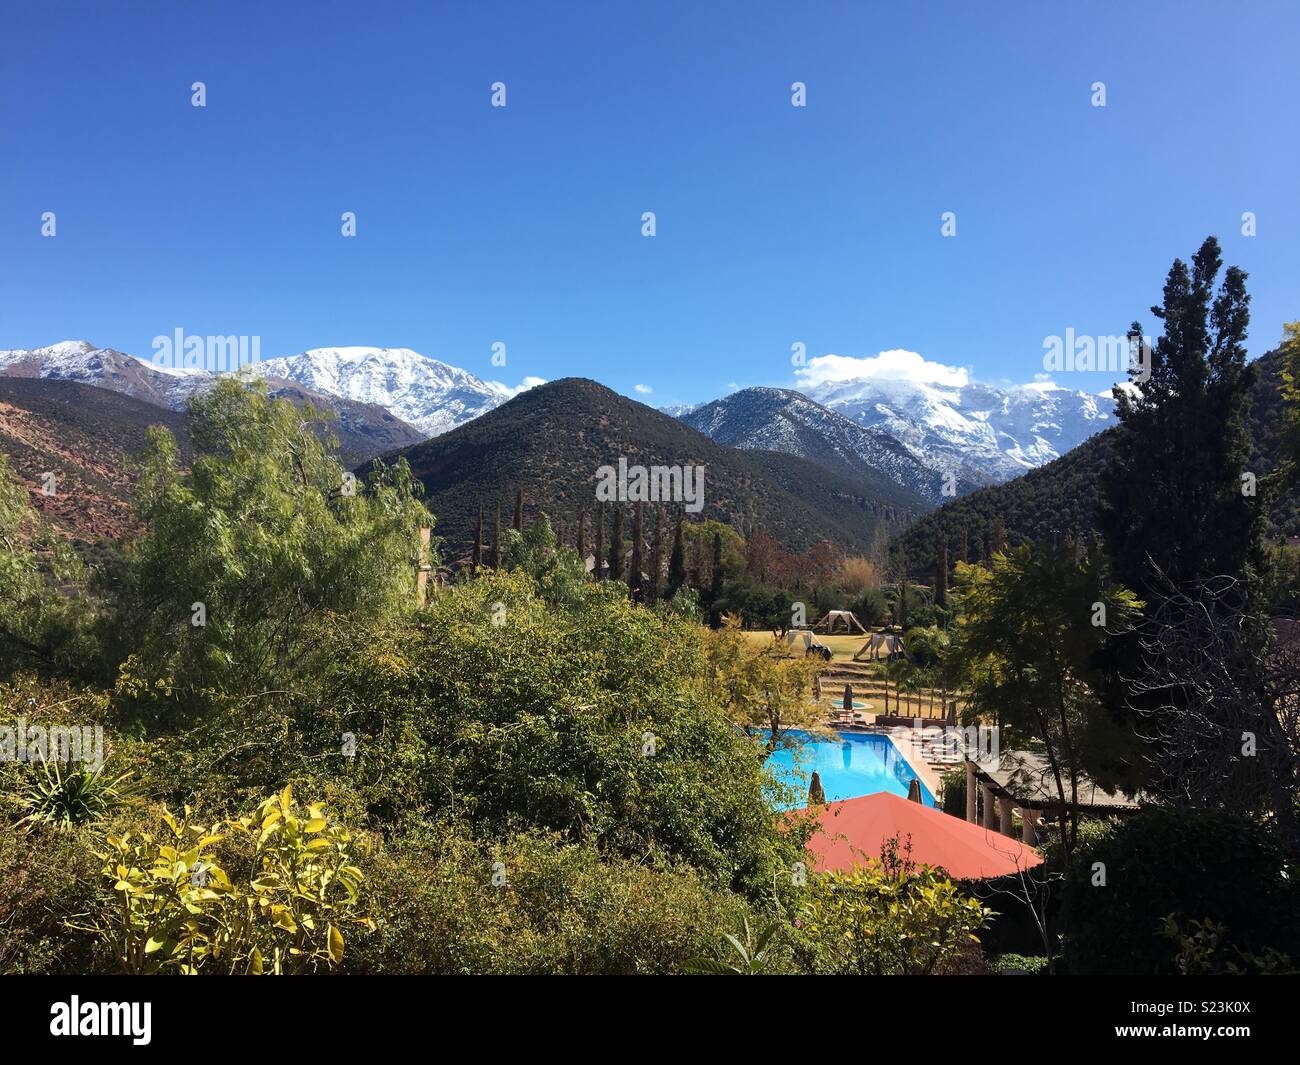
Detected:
[0,341,1119,497]
[686,376,1116,492]
[681,387,950,503]
[0,341,510,466]
[0,339,1132,555]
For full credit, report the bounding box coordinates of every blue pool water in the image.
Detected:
[764,730,937,810]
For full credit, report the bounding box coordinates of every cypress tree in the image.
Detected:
[1099,236,1259,598]
[629,502,644,600]
[990,516,1007,556]
[666,510,686,600]
[935,536,948,608]
[710,531,724,599]
[608,505,624,582]
[1097,238,1267,811]
[577,509,588,571]
[512,489,524,533]
[650,505,664,603]
[595,502,605,581]
[473,505,483,571]
[492,502,502,568]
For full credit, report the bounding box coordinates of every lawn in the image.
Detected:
[740,630,866,662]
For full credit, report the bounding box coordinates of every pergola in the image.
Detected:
[963,750,1140,846]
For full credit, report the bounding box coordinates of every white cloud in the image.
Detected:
[634,383,653,395]
[492,375,546,398]
[794,348,970,389]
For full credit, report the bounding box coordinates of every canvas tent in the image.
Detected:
[787,629,817,652]
[812,610,868,634]
[854,631,904,661]
[786,629,832,659]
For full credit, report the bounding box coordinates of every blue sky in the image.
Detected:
[2,0,1297,406]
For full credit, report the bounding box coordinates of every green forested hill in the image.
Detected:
[363,378,932,559]
[891,346,1292,569]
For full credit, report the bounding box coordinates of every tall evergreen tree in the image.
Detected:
[1099,236,1259,599]
[934,535,948,609]
[473,505,483,571]
[649,505,664,603]
[608,505,624,582]
[710,531,724,600]
[512,489,524,533]
[629,503,644,600]
[989,517,1006,556]
[595,502,605,581]
[492,502,502,569]
[1095,238,1277,819]
[708,530,725,627]
[666,510,687,600]
[577,509,588,572]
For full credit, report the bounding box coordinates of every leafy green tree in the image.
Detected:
[112,379,431,702]
[292,571,796,893]
[1276,321,1300,481]
[705,614,825,754]
[0,456,98,680]
[948,542,1142,862]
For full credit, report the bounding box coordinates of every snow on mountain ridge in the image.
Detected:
[680,386,944,504]
[804,373,1115,486]
[0,341,539,440]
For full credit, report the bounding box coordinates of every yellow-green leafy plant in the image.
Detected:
[98,786,370,974]
[790,840,991,975]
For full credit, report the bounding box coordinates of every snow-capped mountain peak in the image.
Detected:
[681,386,945,502]
[801,373,1115,486]
[250,346,515,436]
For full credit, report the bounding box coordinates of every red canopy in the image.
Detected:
[799,792,1043,880]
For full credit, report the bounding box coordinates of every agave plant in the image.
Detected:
[685,914,783,975]
[18,757,133,831]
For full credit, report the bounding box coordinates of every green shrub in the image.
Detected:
[18,759,133,831]
[0,823,108,974]
[1060,805,1300,974]
[940,768,965,818]
[346,827,747,975]
[990,952,1050,975]
[293,570,799,894]
[788,842,992,975]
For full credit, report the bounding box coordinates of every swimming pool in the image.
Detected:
[764,730,937,809]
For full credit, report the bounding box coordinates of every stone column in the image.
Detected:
[981,782,997,830]
[999,794,1015,837]
[965,760,977,824]
[1021,807,1040,846]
